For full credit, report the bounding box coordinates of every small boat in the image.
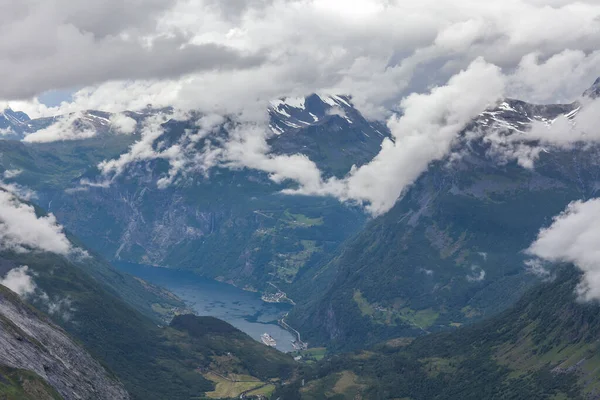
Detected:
[261,333,276,347]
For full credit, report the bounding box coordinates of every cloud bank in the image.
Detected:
[0,0,261,100]
[6,0,600,120]
[0,191,72,255]
[23,112,97,143]
[95,58,503,215]
[527,199,600,301]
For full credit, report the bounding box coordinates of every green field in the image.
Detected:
[203,373,264,399]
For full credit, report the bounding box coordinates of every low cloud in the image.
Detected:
[513,97,600,155]
[0,265,36,297]
[23,112,97,143]
[461,79,600,170]
[0,128,16,136]
[109,113,138,134]
[0,181,36,202]
[38,292,76,321]
[0,265,76,319]
[32,0,600,217]
[90,58,504,216]
[280,58,504,215]
[527,199,600,301]
[97,112,225,187]
[3,169,23,179]
[467,266,486,282]
[0,190,72,255]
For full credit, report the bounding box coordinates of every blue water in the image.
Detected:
[116,262,297,352]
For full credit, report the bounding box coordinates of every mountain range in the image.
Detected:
[0,79,600,399]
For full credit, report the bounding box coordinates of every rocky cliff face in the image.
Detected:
[0,285,129,400]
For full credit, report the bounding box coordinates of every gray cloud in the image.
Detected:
[0,0,263,99]
[10,0,600,118]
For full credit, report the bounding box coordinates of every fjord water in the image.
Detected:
[116,262,297,352]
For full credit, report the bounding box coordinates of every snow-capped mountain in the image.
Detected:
[268,94,390,176]
[269,94,370,133]
[474,99,577,133]
[0,108,31,139]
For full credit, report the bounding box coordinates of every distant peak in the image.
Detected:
[1,107,30,123]
[583,77,600,99]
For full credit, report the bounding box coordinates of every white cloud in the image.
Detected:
[109,113,138,134]
[508,50,600,104]
[525,98,600,145]
[0,181,37,201]
[335,58,504,214]
[38,292,76,321]
[3,169,23,179]
[277,58,504,215]
[0,190,71,255]
[467,266,486,282]
[96,111,225,187]
[0,128,16,136]
[527,199,600,301]
[0,265,76,319]
[477,95,600,169]
[89,58,503,215]
[23,112,97,143]
[0,266,36,297]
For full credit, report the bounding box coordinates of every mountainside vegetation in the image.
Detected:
[0,114,372,294]
[281,267,600,399]
[289,125,600,349]
[0,366,63,400]
[1,247,299,400]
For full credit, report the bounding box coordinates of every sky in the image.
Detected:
[2,0,600,119]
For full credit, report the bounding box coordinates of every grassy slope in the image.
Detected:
[0,366,63,400]
[290,152,590,350]
[283,267,600,399]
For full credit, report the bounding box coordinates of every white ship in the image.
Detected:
[261,333,277,347]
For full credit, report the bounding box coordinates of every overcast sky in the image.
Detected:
[1,0,598,120]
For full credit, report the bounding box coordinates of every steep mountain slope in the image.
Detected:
[4,85,598,360]
[0,95,385,294]
[288,91,599,349]
[269,94,389,177]
[0,284,129,400]
[283,267,600,399]
[0,192,296,400]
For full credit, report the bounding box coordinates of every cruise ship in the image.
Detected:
[261,333,276,347]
